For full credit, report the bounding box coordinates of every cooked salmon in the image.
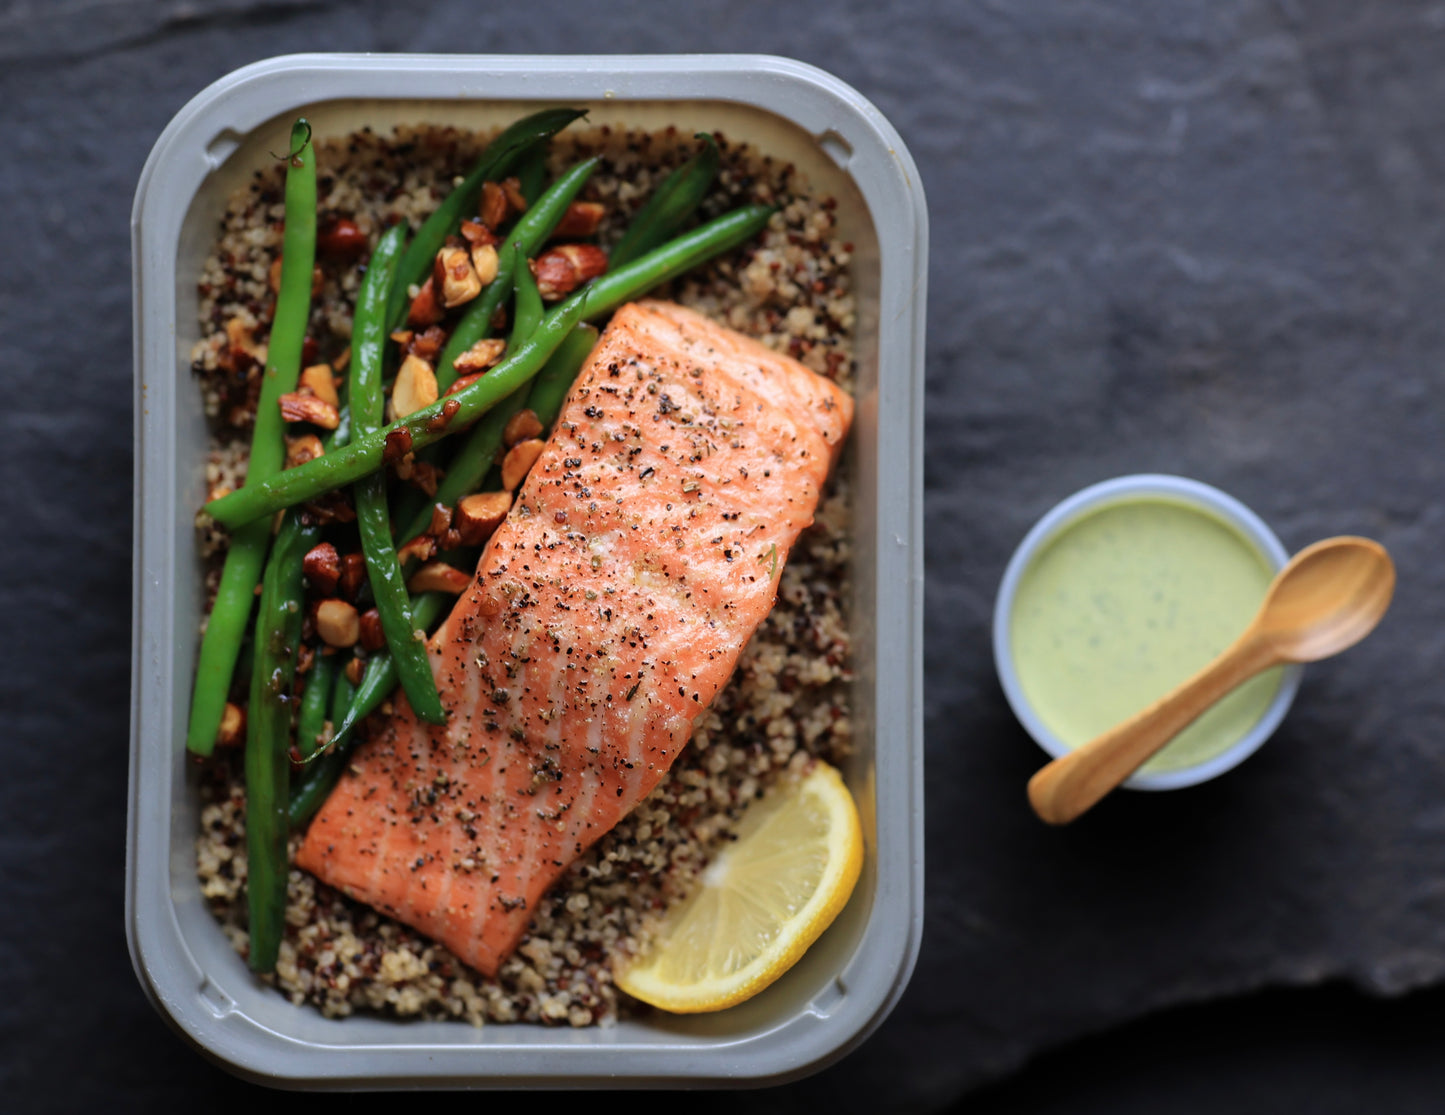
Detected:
[295,300,854,976]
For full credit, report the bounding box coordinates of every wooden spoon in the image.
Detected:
[1027,536,1395,825]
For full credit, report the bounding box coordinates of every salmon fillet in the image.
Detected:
[295,300,854,976]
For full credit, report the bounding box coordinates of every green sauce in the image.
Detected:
[1010,497,1282,774]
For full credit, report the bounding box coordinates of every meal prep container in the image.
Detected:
[993,474,1302,791]
[129,54,926,1087]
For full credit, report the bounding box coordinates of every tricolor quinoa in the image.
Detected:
[193,123,855,1026]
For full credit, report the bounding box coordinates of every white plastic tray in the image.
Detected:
[129,53,926,1088]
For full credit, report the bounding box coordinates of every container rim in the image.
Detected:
[129,51,927,1088]
[991,473,1303,791]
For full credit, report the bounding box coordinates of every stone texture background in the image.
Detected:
[5,0,1445,1111]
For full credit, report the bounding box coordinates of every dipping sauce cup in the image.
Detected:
[993,474,1303,791]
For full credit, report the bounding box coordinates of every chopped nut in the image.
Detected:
[455,490,512,545]
[470,242,500,287]
[531,244,608,300]
[435,243,482,308]
[460,219,497,248]
[302,541,341,595]
[480,181,507,229]
[407,276,444,327]
[216,702,245,748]
[316,599,360,648]
[332,346,351,371]
[408,325,448,363]
[299,363,339,406]
[316,217,368,258]
[405,459,442,496]
[279,392,340,429]
[224,317,266,368]
[503,408,543,447]
[344,655,366,686]
[427,502,453,537]
[452,337,507,376]
[358,607,386,651]
[296,642,315,676]
[444,371,485,397]
[383,427,413,464]
[389,329,413,347]
[206,482,233,504]
[390,354,438,420]
[397,533,436,566]
[285,433,325,469]
[338,552,367,599]
[501,438,546,490]
[407,561,473,595]
[501,176,528,213]
[426,400,462,433]
[550,200,606,240]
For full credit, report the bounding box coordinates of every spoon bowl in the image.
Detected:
[1028,535,1395,825]
[1258,537,1396,662]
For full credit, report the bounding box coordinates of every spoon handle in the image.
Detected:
[1027,630,1279,825]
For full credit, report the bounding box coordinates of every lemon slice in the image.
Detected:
[614,760,863,1013]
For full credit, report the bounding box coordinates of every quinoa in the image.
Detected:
[193,122,855,1027]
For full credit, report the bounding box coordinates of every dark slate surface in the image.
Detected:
[4,1,1445,1111]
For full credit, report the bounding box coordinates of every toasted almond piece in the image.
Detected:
[501,176,528,213]
[280,392,340,429]
[480,181,508,229]
[389,329,414,347]
[501,438,546,491]
[452,336,507,376]
[460,219,497,248]
[435,244,482,308]
[427,502,453,537]
[338,552,366,599]
[358,607,386,651]
[332,346,351,371]
[207,482,233,504]
[299,363,339,406]
[303,541,342,596]
[316,599,360,648]
[224,317,267,366]
[444,371,485,397]
[471,242,500,288]
[390,353,439,421]
[317,217,368,259]
[408,325,448,363]
[407,560,473,595]
[344,655,366,686]
[407,276,444,327]
[296,642,316,676]
[531,244,608,300]
[285,433,326,469]
[502,407,543,448]
[216,702,245,748]
[455,490,513,545]
[550,200,606,240]
[397,533,436,566]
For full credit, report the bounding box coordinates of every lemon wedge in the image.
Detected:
[614,760,863,1013]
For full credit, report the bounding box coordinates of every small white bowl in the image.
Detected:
[992,474,1303,791]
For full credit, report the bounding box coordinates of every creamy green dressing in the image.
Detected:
[1010,497,1282,774]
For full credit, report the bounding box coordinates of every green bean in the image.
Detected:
[186,118,317,756]
[349,223,446,725]
[385,107,584,330]
[245,511,320,973]
[609,134,719,268]
[434,157,599,392]
[399,245,545,544]
[524,323,599,431]
[515,145,549,205]
[294,652,337,762]
[206,205,774,529]
[289,664,359,828]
